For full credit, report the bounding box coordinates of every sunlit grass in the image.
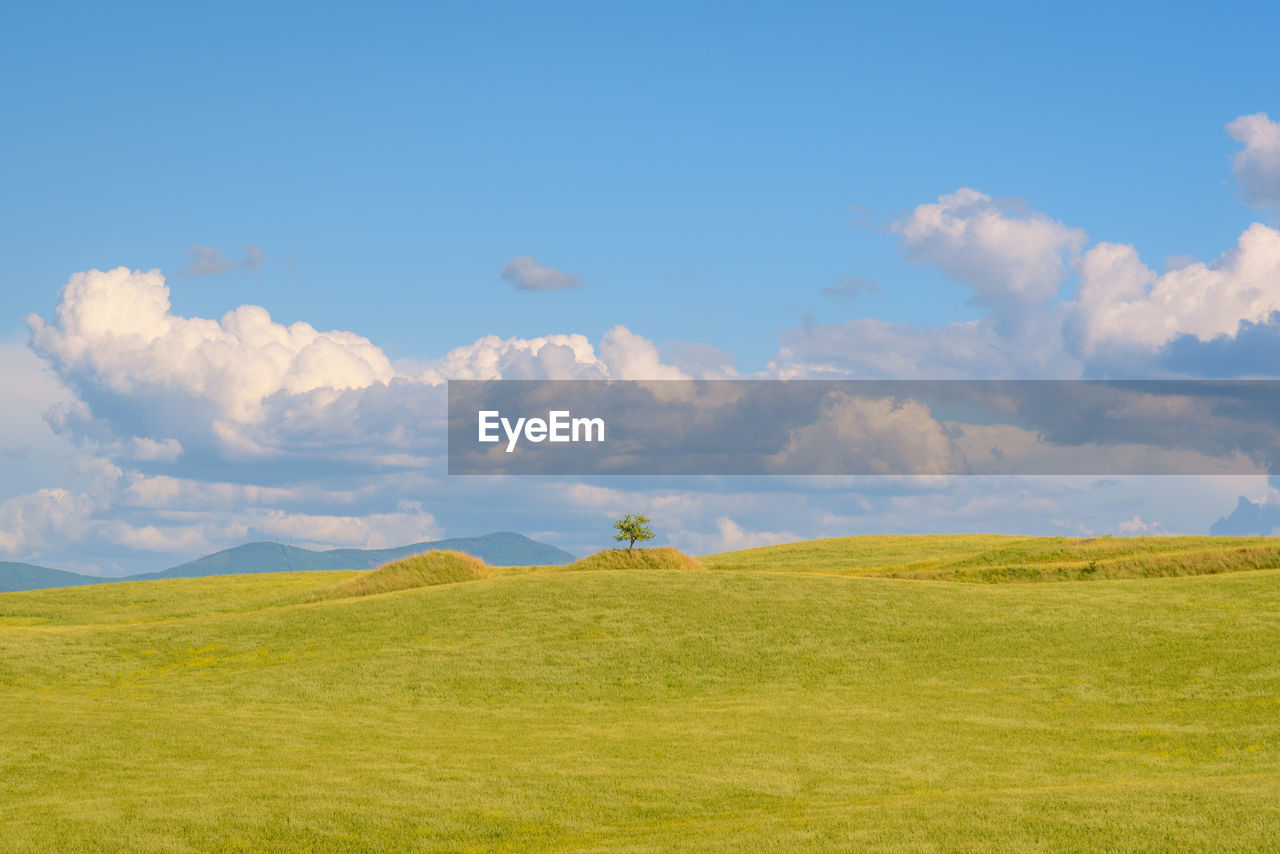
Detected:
[319,550,494,600]
[1,541,1279,850]
[703,534,1280,581]
[565,546,702,572]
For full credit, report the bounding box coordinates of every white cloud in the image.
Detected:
[421,325,691,382]
[94,501,440,555]
[1115,515,1169,536]
[426,332,606,381]
[29,124,1280,573]
[1228,113,1280,207]
[709,517,797,551]
[0,487,100,555]
[119,473,315,510]
[1071,223,1280,356]
[98,521,214,553]
[0,457,441,561]
[127,437,183,462]
[500,255,583,290]
[598,325,690,380]
[239,503,441,550]
[15,266,700,568]
[0,337,78,500]
[893,188,1087,321]
[769,314,1081,380]
[28,267,397,427]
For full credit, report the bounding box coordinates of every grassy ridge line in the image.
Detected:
[0,549,706,626]
[315,548,702,603]
[0,571,357,628]
[703,534,1280,582]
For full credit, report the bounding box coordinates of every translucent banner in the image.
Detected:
[447,380,1280,475]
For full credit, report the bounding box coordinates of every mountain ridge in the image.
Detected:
[0,561,105,593]
[0,532,576,592]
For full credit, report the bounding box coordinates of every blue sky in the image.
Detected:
[4,1,1280,573]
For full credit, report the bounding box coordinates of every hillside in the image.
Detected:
[1,547,1279,850]
[0,561,101,593]
[703,533,1280,581]
[0,532,575,593]
[320,550,496,600]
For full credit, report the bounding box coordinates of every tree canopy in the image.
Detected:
[613,514,655,551]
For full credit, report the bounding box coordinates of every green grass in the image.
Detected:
[1,537,1279,850]
[703,534,1280,582]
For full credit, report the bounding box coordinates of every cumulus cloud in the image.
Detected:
[15,266,700,566]
[28,267,397,428]
[766,393,965,475]
[1210,491,1280,535]
[500,255,583,290]
[27,112,1280,569]
[127,437,183,462]
[1228,113,1280,207]
[893,188,1087,323]
[427,332,606,381]
[598,325,691,380]
[179,244,266,275]
[1071,223,1280,357]
[422,325,696,382]
[23,267,441,465]
[26,267,691,469]
[0,487,100,555]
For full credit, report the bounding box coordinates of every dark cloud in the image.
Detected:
[500,255,582,290]
[178,244,266,276]
[1158,313,1280,377]
[1210,495,1279,535]
[821,275,881,300]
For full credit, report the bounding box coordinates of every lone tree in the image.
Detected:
[613,513,655,551]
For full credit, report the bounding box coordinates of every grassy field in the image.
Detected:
[2,537,1279,851]
[703,534,1280,582]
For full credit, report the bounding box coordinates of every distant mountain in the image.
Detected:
[0,561,101,593]
[0,533,576,593]
[124,532,575,581]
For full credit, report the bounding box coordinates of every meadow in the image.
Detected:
[1,536,1278,851]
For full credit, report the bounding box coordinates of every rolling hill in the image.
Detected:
[702,533,1280,581]
[0,532,575,592]
[125,531,575,580]
[1,536,1279,850]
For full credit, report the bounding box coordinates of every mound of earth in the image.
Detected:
[323,550,494,599]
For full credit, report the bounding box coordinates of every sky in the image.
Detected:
[4,1,1280,574]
